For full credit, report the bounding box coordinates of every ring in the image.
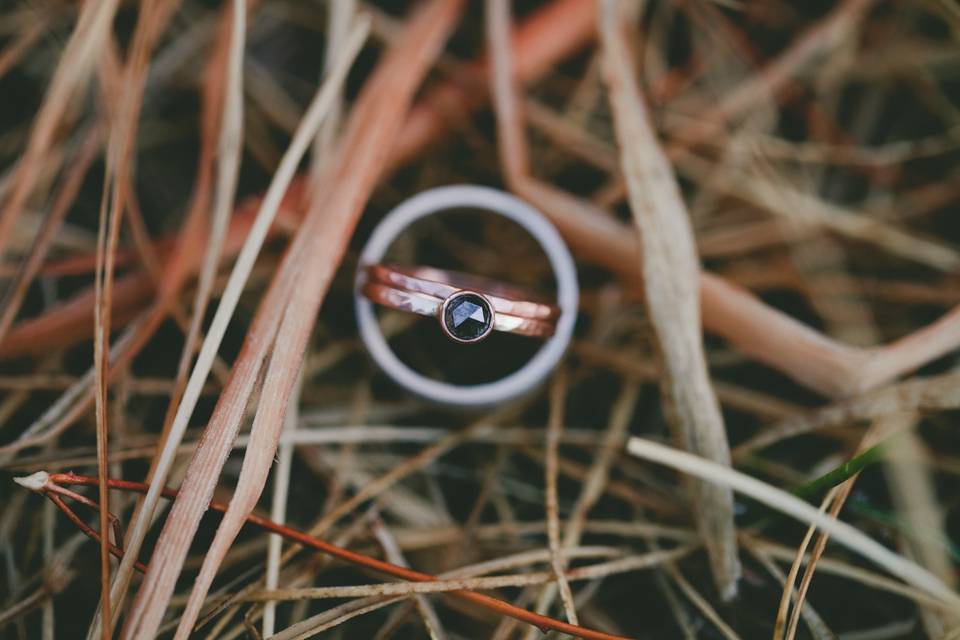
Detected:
[362,264,560,343]
[355,185,578,407]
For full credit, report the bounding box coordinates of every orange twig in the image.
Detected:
[47,494,148,574]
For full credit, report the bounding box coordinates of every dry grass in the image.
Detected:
[2,1,960,639]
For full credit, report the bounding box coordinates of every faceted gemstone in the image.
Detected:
[443,293,493,342]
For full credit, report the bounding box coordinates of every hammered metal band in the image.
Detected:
[365,264,560,321]
[361,280,556,339]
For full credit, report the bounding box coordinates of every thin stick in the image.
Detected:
[246,549,692,603]
[773,487,838,639]
[93,94,119,640]
[543,369,579,624]
[45,494,147,574]
[785,483,854,640]
[779,415,906,640]
[370,515,448,640]
[667,566,741,640]
[747,546,833,639]
[262,2,350,633]
[41,499,55,640]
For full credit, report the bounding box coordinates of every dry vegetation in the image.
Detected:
[1,0,959,638]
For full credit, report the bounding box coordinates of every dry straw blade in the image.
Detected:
[598,0,739,599]
[112,15,371,639]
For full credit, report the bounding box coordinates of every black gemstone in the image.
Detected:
[443,293,493,342]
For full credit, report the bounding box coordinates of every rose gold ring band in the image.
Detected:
[360,265,558,340]
[365,264,560,321]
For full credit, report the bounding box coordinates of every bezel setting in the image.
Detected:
[438,290,495,343]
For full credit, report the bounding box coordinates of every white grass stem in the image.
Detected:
[626,437,960,610]
[262,368,302,637]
